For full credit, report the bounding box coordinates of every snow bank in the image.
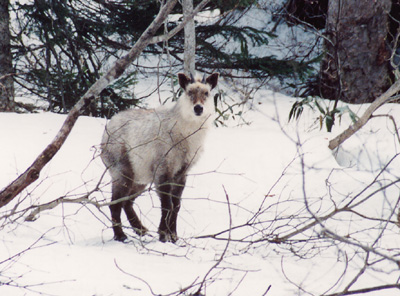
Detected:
[1,89,400,295]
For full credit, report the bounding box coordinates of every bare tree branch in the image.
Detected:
[324,284,400,296]
[149,0,211,45]
[328,79,400,150]
[194,185,232,295]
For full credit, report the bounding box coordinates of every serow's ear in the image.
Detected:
[206,73,219,90]
[178,73,190,90]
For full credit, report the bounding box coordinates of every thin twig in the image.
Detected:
[324,284,400,296]
[194,185,232,295]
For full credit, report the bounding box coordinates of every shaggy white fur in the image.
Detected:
[101,72,219,186]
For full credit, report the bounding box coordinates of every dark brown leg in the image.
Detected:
[110,182,129,242]
[122,184,147,236]
[109,147,147,241]
[157,180,173,242]
[169,175,185,241]
[157,172,186,243]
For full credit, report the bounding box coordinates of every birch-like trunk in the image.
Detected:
[183,0,196,75]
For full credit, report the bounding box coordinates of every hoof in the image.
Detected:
[114,233,128,242]
[159,231,178,243]
[134,226,148,237]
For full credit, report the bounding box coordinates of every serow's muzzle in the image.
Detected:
[194,104,203,116]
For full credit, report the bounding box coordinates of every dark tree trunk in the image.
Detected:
[285,0,328,30]
[0,0,14,111]
[320,0,392,104]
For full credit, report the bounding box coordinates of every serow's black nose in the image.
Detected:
[194,104,203,116]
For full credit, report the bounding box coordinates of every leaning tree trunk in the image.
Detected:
[0,0,14,111]
[0,0,212,209]
[320,0,392,104]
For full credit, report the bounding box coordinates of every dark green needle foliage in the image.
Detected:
[11,0,316,117]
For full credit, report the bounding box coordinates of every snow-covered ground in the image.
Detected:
[1,82,400,295]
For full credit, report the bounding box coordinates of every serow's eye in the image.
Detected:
[204,91,209,96]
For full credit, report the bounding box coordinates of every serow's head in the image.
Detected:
[178,72,219,118]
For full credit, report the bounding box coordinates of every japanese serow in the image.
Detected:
[100,73,219,242]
